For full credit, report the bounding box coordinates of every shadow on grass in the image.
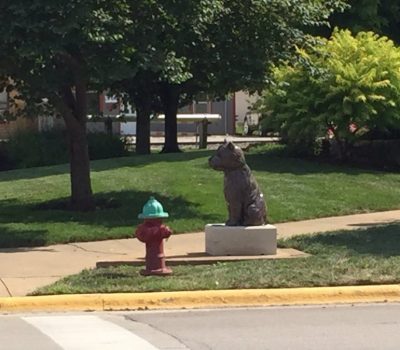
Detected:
[0,226,49,249]
[287,223,400,257]
[91,150,213,173]
[0,189,221,248]
[1,146,392,188]
[245,152,387,176]
[0,163,70,182]
[29,189,221,226]
[0,150,214,182]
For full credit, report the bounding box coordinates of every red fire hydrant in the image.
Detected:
[135,197,172,276]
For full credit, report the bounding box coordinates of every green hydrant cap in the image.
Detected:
[138,196,169,219]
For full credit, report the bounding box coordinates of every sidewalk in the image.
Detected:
[125,135,279,148]
[152,135,279,145]
[0,210,399,297]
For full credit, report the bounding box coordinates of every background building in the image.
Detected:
[0,90,260,138]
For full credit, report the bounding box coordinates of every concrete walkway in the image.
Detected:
[148,135,280,145]
[0,210,399,297]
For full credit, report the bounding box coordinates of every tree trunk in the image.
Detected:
[67,121,94,211]
[135,96,151,155]
[160,85,181,153]
[57,84,95,211]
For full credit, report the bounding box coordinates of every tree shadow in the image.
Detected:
[0,226,49,249]
[245,152,387,176]
[0,189,221,248]
[91,150,213,173]
[2,145,391,183]
[0,163,70,182]
[0,150,214,182]
[34,190,220,227]
[291,223,400,257]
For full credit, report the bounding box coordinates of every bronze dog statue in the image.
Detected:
[209,141,267,226]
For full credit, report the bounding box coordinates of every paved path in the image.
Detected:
[0,313,186,349]
[130,304,400,350]
[143,135,279,145]
[0,210,399,297]
[2,304,400,349]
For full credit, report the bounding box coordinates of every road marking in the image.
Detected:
[23,315,159,350]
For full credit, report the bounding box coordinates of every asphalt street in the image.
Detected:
[1,303,400,349]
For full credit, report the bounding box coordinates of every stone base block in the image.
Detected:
[205,224,277,256]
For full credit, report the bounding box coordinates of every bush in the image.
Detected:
[0,141,13,170]
[257,29,400,159]
[6,130,69,168]
[87,133,128,160]
[349,139,400,170]
[4,130,128,169]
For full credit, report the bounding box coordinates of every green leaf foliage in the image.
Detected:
[0,0,132,113]
[203,0,347,95]
[257,29,400,155]
[115,0,347,105]
[0,0,347,109]
[328,0,400,44]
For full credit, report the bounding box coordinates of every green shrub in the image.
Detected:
[4,130,128,169]
[87,133,128,160]
[6,130,68,168]
[0,141,13,170]
[350,139,400,170]
[257,29,400,159]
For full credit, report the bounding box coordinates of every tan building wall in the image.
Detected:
[0,118,38,140]
[0,84,33,139]
[234,91,259,123]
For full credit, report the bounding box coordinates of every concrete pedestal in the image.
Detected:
[205,224,277,256]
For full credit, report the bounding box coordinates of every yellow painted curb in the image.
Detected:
[1,285,400,312]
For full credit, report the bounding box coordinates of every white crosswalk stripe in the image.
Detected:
[22,315,159,350]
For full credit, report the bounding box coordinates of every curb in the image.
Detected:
[1,284,400,313]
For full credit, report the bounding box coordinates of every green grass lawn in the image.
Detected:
[1,145,400,248]
[32,223,400,295]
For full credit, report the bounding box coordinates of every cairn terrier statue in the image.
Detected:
[209,141,267,226]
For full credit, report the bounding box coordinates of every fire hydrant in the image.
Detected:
[135,197,172,276]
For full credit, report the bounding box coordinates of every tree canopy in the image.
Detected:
[0,0,347,208]
[115,0,347,153]
[0,0,132,210]
[328,0,400,43]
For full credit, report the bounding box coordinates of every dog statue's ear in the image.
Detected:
[227,142,235,150]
